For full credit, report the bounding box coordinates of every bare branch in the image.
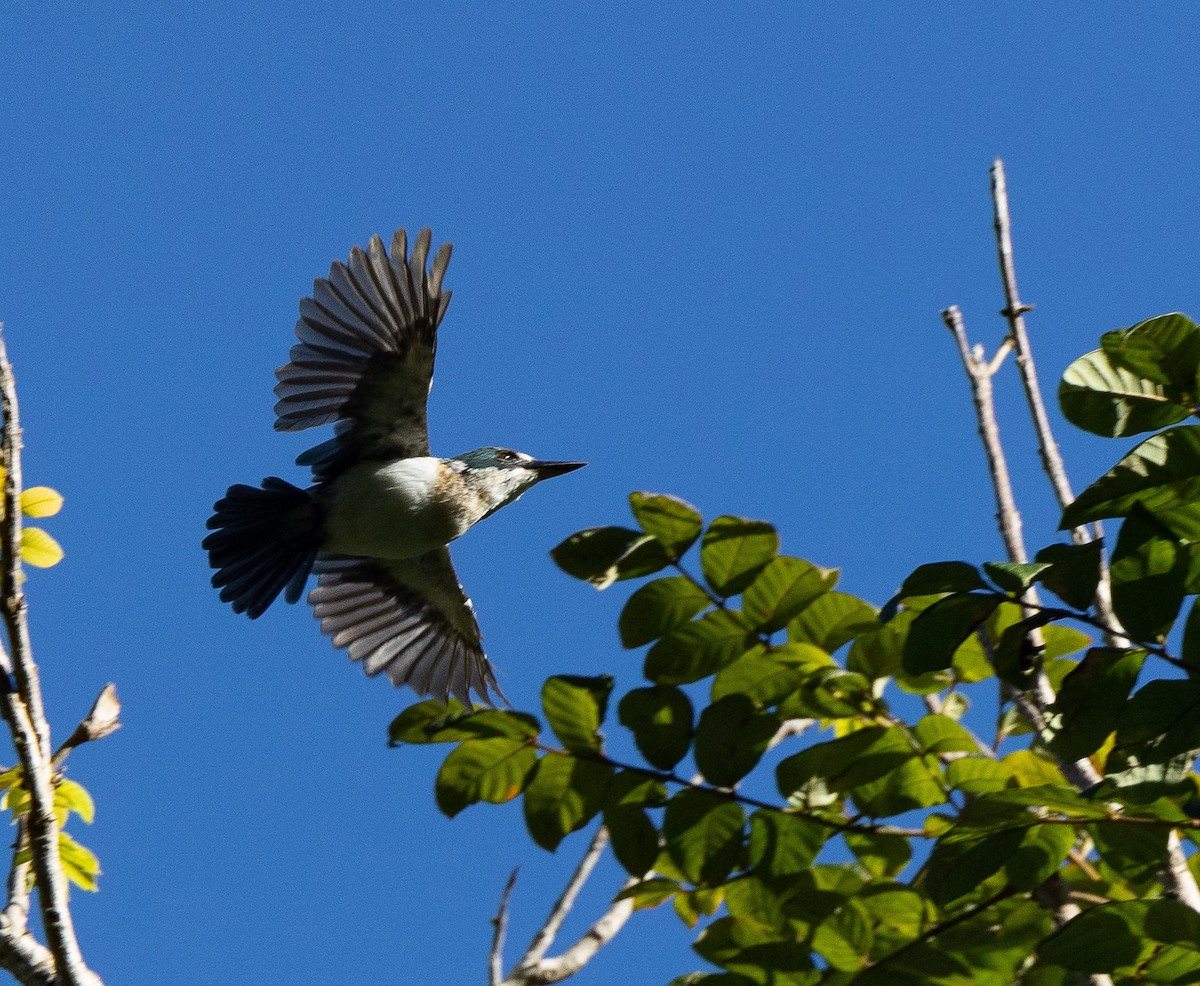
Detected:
[989,159,1122,639]
[516,825,610,968]
[0,329,100,986]
[490,870,518,986]
[501,825,640,986]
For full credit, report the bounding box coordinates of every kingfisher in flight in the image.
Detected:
[204,229,584,707]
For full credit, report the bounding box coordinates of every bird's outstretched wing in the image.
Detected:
[273,228,452,478]
[309,550,503,707]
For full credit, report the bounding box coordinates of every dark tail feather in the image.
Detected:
[204,478,320,619]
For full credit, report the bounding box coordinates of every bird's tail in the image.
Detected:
[204,478,321,619]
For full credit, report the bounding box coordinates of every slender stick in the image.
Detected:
[0,329,98,986]
[503,824,639,985]
[989,159,1121,637]
[516,825,611,968]
[489,870,518,986]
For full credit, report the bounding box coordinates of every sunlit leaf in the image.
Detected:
[434,737,537,817]
[700,516,778,597]
[20,528,62,568]
[1059,347,1191,438]
[19,487,62,518]
[541,675,611,754]
[522,752,611,851]
[550,526,670,589]
[629,492,703,558]
[619,577,712,649]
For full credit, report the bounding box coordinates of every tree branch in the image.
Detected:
[989,158,1122,640]
[501,825,639,985]
[0,329,100,986]
[987,162,1200,911]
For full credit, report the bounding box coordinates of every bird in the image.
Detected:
[203,229,584,707]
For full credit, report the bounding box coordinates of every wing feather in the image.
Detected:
[308,550,501,707]
[274,228,452,476]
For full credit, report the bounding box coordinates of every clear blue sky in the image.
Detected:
[2,5,1199,983]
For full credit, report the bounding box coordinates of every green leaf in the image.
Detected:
[844,830,911,879]
[1089,820,1169,886]
[388,702,540,745]
[629,492,703,558]
[1115,678,1200,763]
[1038,899,1200,974]
[644,610,752,685]
[617,876,682,911]
[1044,647,1146,762]
[944,757,1013,797]
[1059,347,1191,438]
[1060,425,1200,538]
[788,591,878,652]
[711,642,833,707]
[1005,823,1074,890]
[522,752,612,851]
[541,675,612,754]
[603,771,665,876]
[741,556,838,634]
[54,779,94,826]
[1034,541,1103,610]
[913,713,981,754]
[550,526,670,589]
[902,593,1001,675]
[983,561,1052,594]
[662,788,745,885]
[779,667,872,720]
[777,727,908,803]
[1109,506,1188,641]
[20,527,63,568]
[747,810,826,880]
[619,577,712,648]
[434,737,537,817]
[925,828,1022,906]
[693,695,780,787]
[1102,312,1200,392]
[700,516,778,597]
[618,685,694,770]
[897,561,989,597]
[19,487,62,518]
[58,831,100,892]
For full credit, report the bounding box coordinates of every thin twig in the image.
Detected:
[0,330,98,986]
[516,825,611,969]
[490,869,518,986]
[989,159,1122,640]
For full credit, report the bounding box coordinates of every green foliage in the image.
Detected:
[0,767,100,893]
[391,311,1200,984]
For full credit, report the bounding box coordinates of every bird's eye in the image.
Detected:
[497,449,518,462]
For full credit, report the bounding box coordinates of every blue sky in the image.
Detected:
[3,4,1200,983]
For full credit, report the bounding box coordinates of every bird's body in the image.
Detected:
[204,230,583,706]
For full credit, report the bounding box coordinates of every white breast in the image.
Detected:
[322,458,466,560]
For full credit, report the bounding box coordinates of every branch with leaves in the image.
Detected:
[0,327,114,986]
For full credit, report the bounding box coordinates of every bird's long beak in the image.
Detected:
[531,460,587,479]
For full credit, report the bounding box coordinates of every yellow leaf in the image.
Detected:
[20,528,63,568]
[20,487,62,518]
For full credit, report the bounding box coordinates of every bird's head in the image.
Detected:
[451,447,586,516]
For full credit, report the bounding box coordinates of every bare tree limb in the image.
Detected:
[516,824,611,969]
[0,329,101,986]
[989,158,1122,639]
[490,870,518,986]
